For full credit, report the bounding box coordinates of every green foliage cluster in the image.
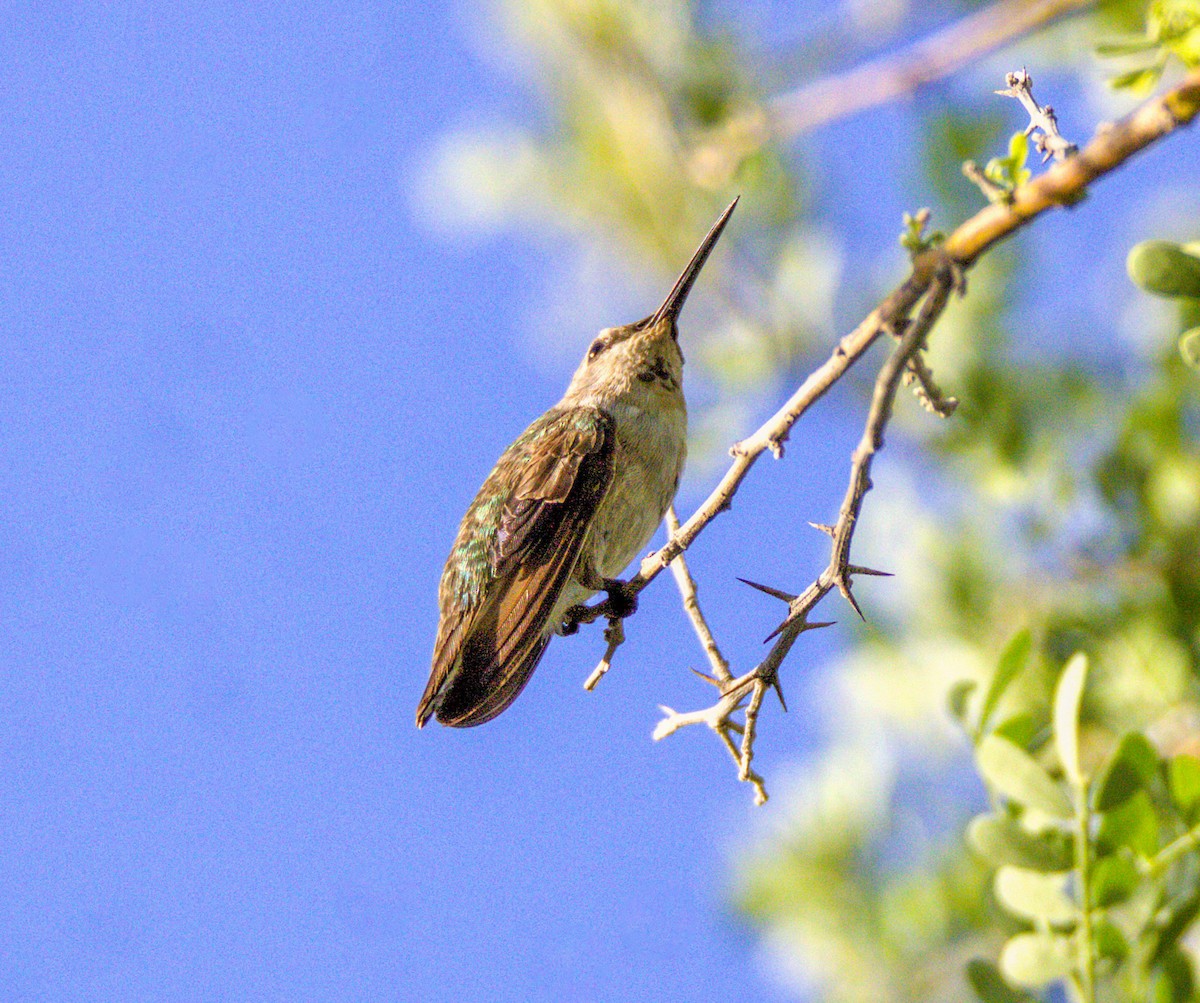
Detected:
[956,645,1200,1000]
[983,132,1034,202]
[1099,0,1200,91]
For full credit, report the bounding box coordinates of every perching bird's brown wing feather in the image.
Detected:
[417,407,615,728]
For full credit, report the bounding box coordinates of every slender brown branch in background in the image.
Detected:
[688,0,1093,185]
[575,69,1200,801]
[769,0,1094,138]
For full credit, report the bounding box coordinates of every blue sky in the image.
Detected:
[0,5,826,1000]
[2,4,1197,1002]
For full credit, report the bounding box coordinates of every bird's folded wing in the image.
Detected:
[418,407,615,727]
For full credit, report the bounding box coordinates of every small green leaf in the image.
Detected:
[1110,64,1166,92]
[1096,732,1160,812]
[1004,132,1032,187]
[899,209,944,255]
[1096,35,1161,56]
[977,735,1072,818]
[1168,754,1200,820]
[981,630,1032,733]
[1128,240,1200,298]
[983,132,1033,193]
[1180,327,1200,369]
[1091,852,1139,907]
[966,958,1037,1003]
[994,712,1040,749]
[1053,653,1088,787]
[1097,789,1160,857]
[1094,918,1130,963]
[995,866,1076,924]
[949,679,978,728]
[1151,890,1200,966]
[967,813,1073,871]
[999,931,1074,988]
[1151,945,1197,1003]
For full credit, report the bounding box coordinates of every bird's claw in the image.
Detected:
[602,579,639,619]
[560,606,585,635]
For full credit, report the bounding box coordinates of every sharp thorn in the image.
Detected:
[737,577,797,602]
[689,667,722,688]
[765,615,836,643]
[847,564,893,578]
[808,522,835,537]
[770,675,787,712]
[837,579,866,621]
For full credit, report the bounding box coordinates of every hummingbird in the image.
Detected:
[417,198,738,728]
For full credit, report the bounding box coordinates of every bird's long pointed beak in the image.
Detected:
[647,197,739,334]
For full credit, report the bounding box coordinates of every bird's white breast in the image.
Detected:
[590,395,686,578]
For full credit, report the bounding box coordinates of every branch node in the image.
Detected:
[963,159,1013,204]
[836,575,867,622]
[582,617,626,691]
[759,666,788,713]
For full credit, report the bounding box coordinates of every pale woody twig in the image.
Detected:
[962,159,1016,203]
[582,619,624,691]
[582,506,734,691]
[904,351,959,417]
[660,505,768,802]
[654,270,955,737]
[664,506,732,685]
[996,69,1078,162]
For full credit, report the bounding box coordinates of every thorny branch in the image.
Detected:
[654,507,769,803]
[572,68,1200,802]
[965,70,1079,202]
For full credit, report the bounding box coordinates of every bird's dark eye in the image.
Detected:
[587,338,607,361]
